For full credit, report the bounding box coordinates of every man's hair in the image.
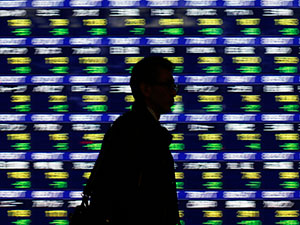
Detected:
[130,56,173,102]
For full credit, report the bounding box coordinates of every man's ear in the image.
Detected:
[139,82,151,97]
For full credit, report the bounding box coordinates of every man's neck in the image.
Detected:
[132,101,161,120]
[147,106,160,121]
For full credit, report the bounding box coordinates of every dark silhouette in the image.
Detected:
[87,56,180,225]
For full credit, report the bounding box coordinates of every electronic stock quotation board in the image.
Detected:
[1,0,300,225]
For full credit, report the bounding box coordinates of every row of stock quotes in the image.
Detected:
[1,2,300,225]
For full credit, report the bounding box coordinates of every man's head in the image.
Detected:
[130,56,177,116]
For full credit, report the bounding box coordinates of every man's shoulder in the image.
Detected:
[107,111,141,136]
[113,108,154,126]
[108,107,169,139]
[113,111,138,127]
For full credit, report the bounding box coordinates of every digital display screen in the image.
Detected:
[0,1,300,225]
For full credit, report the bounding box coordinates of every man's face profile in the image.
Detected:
[141,68,177,115]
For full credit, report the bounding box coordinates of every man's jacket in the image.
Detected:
[88,103,180,225]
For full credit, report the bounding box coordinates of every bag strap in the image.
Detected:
[80,172,97,208]
[81,192,90,207]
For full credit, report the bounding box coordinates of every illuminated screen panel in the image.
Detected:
[0,1,300,225]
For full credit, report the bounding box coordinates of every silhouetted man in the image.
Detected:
[87,56,180,225]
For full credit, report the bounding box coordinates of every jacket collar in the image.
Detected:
[131,102,173,145]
